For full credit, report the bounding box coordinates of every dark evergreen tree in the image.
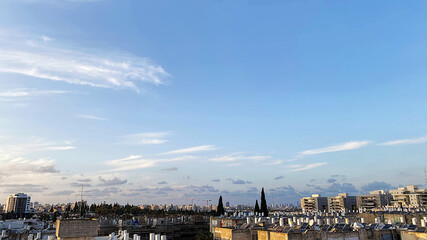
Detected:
[217,196,225,215]
[254,200,260,214]
[260,187,268,216]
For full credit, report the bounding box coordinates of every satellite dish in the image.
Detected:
[309,219,314,226]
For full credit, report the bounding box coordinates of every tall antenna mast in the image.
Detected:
[424,168,427,186]
[78,184,85,218]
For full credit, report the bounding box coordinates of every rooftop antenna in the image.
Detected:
[76,184,85,218]
[186,197,195,205]
[424,168,427,186]
[271,193,274,208]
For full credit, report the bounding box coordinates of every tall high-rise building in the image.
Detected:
[4,193,31,214]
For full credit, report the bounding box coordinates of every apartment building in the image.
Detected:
[4,193,31,214]
[327,193,357,212]
[301,194,328,212]
[390,185,427,208]
[357,190,392,210]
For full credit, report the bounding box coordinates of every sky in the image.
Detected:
[0,0,427,205]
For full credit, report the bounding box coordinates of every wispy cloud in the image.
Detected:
[41,35,54,42]
[288,162,327,172]
[0,156,59,174]
[105,155,197,172]
[161,145,216,155]
[0,88,68,100]
[209,154,271,162]
[77,114,109,121]
[209,155,239,162]
[379,137,427,146]
[0,137,70,178]
[0,137,75,156]
[120,131,172,145]
[299,141,369,156]
[0,31,169,92]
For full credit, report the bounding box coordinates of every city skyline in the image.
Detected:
[1,0,427,204]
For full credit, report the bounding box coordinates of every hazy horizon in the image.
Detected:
[0,0,426,205]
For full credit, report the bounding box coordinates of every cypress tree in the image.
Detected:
[217,196,225,215]
[260,187,268,216]
[254,200,260,214]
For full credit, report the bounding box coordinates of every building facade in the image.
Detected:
[4,193,31,214]
[357,190,392,210]
[390,185,427,208]
[301,194,328,212]
[327,193,357,212]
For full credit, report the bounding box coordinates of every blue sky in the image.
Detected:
[0,0,427,205]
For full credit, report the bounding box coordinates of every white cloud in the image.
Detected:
[299,141,369,156]
[161,145,216,155]
[0,88,68,99]
[105,155,197,172]
[41,35,54,42]
[0,137,75,156]
[209,155,239,162]
[209,154,272,162]
[77,114,109,121]
[380,137,427,146]
[44,146,75,151]
[0,156,59,174]
[0,31,169,92]
[288,162,328,172]
[0,137,73,176]
[120,131,172,145]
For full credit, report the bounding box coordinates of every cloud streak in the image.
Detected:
[120,132,172,145]
[0,31,169,92]
[380,137,427,146]
[0,88,68,101]
[161,145,216,155]
[105,155,197,172]
[299,141,369,156]
[288,162,327,172]
[77,114,109,121]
